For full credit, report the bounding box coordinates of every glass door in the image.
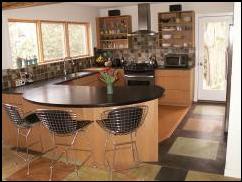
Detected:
[198,15,233,101]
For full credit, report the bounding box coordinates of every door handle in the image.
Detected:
[199,62,203,66]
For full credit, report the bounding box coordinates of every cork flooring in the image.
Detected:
[2,103,240,181]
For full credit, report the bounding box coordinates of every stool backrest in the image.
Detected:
[36,109,77,135]
[99,105,148,135]
[2,103,24,126]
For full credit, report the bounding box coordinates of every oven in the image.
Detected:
[125,74,155,86]
[124,62,155,86]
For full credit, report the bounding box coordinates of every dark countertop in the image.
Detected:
[2,71,97,94]
[2,65,193,95]
[23,85,165,108]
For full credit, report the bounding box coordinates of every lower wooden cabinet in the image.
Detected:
[155,69,194,106]
[60,69,125,87]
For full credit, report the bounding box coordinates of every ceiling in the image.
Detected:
[2,2,60,10]
[2,2,161,10]
[68,2,160,8]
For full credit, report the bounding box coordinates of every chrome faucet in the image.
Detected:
[63,57,70,76]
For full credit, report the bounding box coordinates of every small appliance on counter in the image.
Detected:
[111,58,121,67]
[164,54,189,68]
[104,58,112,67]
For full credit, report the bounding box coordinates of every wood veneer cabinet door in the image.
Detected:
[2,94,23,144]
[155,69,194,106]
[61,74,97,86]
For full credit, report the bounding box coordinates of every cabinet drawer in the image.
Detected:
[155,76,191,91]
[61,75,97,86]
[155,69,191,77]
[2,94,23,105]
[159,90,191,106]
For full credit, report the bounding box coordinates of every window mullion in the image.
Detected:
[37,21,44,63]
[86,24,91,56]
[64,22,70,58]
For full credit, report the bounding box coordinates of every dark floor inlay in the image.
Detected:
[155,167,188,181]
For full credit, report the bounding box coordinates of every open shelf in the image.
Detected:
[158,11,195,48]
[96,15,132,50]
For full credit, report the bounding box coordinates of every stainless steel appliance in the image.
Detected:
[224,24,234,133]
[164,54,189,68]
[127,3,157,36]
[124,63,155,86]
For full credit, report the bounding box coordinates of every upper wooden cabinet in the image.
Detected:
[96,15,132,49]
[158,11,195,48]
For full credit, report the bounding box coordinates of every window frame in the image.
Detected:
[40,20,66,62]
[8,18,91,65]
[8,19,41,66]
[67,22,90,58]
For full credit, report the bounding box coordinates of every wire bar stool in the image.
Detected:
[2,103,44,175]
[36,109,94,181]
[97,105,148,180]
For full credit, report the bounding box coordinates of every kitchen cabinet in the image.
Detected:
[158,11,195,48]
[155,69,194,106]
[96,15,132,49]
[62,68,125,87]
[61,74,97,86]
[2,94,24,144]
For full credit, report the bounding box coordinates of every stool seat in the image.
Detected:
[18,113,40,128]
[75,120,93,130]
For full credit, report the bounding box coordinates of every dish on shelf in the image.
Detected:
[182,16,192,22]
[173,44,182,48]
[162,27,176,31]
[176,18,181,23]
[173,34,183,39]
[162,34,172,40]
[162,43,171,47]
[161,18,171,23]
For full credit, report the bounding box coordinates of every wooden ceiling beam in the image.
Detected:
[2,2,61,10]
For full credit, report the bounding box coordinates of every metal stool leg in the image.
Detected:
[104,133,109,167]
[25,128,31,175]
[38,127,44,153]
[130,133,136,163]
[14,128,21,167]
[133,132,141,165]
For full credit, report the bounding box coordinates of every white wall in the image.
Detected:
[99,2,234,102]
[2,3,99,69]
[224,2,241,178]
[99,2,234,32]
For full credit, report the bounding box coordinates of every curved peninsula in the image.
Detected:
[23,85,164,107]
[2,71,165,167]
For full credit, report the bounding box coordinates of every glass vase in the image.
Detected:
[106,83,113,95]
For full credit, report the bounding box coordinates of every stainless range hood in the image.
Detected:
[128,3,157,36]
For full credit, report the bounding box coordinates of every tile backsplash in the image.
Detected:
[96,35,195,66]
[2,57,95,89]
[97,47,195,67]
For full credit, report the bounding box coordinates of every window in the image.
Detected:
[8,21,39,68]
[8,19,90,68]
[68,23,89,57]
[41,22,65,61]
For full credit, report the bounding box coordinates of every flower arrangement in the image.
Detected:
[97,68,118,84]
[97,68,118,94]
